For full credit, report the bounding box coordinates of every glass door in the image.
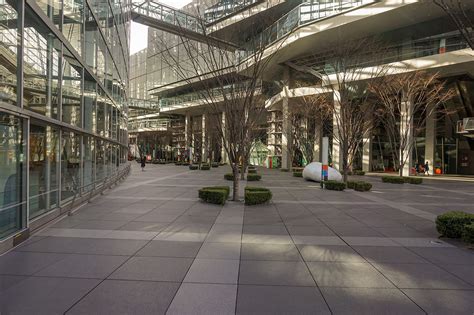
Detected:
[0,112,26,239]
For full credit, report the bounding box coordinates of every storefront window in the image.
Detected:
[61,131,81,203]
[0,1,19,105]
[29,122,59,218]
[83,135,94,192]
[62,49,83,127]
[0,113,26,238]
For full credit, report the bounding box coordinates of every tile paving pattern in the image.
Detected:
[0,163,473,314]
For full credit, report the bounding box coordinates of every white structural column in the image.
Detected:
[332,91,341,171]
[424,103,436,175]
[362,132,372,172]
[221,111,228,163]
[281,68,291,170]
[400,95,414,176]
[313,118,322,162]
[202,113,208,162]
[185,113,192,161]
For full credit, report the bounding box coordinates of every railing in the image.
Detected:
[128,118,171,132]
[132,0,205,35]
[237,0,375,61]
[129,98,160,110]
[159,81,264,111]
[204,0,262,24]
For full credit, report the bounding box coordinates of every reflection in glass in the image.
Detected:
[63,0,84,55]
[83,135,94,192]
[0,1,18,105]
[23,7,61,119]
[29,123,59,218]
[0,113,25,238]
[61,131,81,203]
[62,49,83,127]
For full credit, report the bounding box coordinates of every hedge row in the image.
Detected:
[353,170,366,176]
[212,162,219,168]
[245,187,272,205]
[248,169,257,174]
[198,186,230,205]
[224,173,234,181]
[293,172,303,177]
[247,174,261,181]
[436,211,474,243]
[324,181,346,191]
[189,165,199,170]
[347,181,372,192]
[382,176,423,184]
[200,163,211,170]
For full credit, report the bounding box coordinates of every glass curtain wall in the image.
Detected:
[0,0,131,242]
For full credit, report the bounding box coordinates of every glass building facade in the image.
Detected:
[0,0,130,241]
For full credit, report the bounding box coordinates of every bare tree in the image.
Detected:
[368,71,455,176]
[157,4,293,200]
[289,38,388,182]
[433,0,474,49]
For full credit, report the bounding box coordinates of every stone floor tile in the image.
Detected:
[307,262,395,288]
[184,259,239,284]
[137,240,202,258]
[72,220,128,230]
[373,263,473,289]
[286,225,336,236]
[154,232,208,242]
[353,246,428,263]
[341,236,400,247]
[237,285,330,315]
[196,242,241,260]
[67,280,179,315]
[292,235,345,245]
[0,276,99,314]
[167,283,237,315]
[298,245,365,262]
[240,243,301,261]
[109,256,193,282]
[440,264,474,286]
[0,251,68,276]
[0,275,28,292]
[390,237,453,248]
[402,289,474,315]
[321,287,424,315]
[241,233,293,244]
[118,221,167,232]
[35,254,128,279]
[408,247,474,265]
[239,260,315,286]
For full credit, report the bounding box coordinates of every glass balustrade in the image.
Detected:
[204,0,261,24]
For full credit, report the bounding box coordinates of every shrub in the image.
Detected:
[182,162,190,166]
[324,180,346,191]
[245,187,272,205]
[175,162,182,166]
[436,211,474,238]
[354,181,372,192]
[381,176,405,184]
[462,223,474,244]
[200,163,210,170]
[211,162,219,168]
[353,170,365,176]
[293,172,303,177]
[403,177,423,184]
[198,186,230,205]
[224,173,234,181]
[189,164,199,170]
[280,168,289,172]
[159,160,167,164]
[248,169,257,174]
[247,174,261,181]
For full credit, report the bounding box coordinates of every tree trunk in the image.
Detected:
[240,160,247,180]
[232,165,240,201]
[399,164,404,177]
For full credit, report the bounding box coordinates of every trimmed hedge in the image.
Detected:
[247,174,261,181]
[292,167,304,172]
[224,173,234,181]
[245,186,272,205]
[347,180,371,191]
[324,180,346,191]
[198,186,230,205]
[462,223,474,244]
[293,172,303,177]
[353,170,365,176]
[381,176,405,184]
[436,211,474,238]
[280,168,290,172]
[248,169,257,174]
[189,164,199,170]
[211,162,219,168]
[404,177,423,184]
[200,163,210,170]
[175,162,182,166]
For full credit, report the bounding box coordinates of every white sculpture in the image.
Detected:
[303,162,343,182]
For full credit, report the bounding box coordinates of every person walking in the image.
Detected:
[141,156,146,172]
[424,161,430,176]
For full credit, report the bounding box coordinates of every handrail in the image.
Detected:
[204,0,262,24]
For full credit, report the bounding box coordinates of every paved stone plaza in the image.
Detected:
[1,163,473,314]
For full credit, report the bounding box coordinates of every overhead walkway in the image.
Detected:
[131,0,239,50]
